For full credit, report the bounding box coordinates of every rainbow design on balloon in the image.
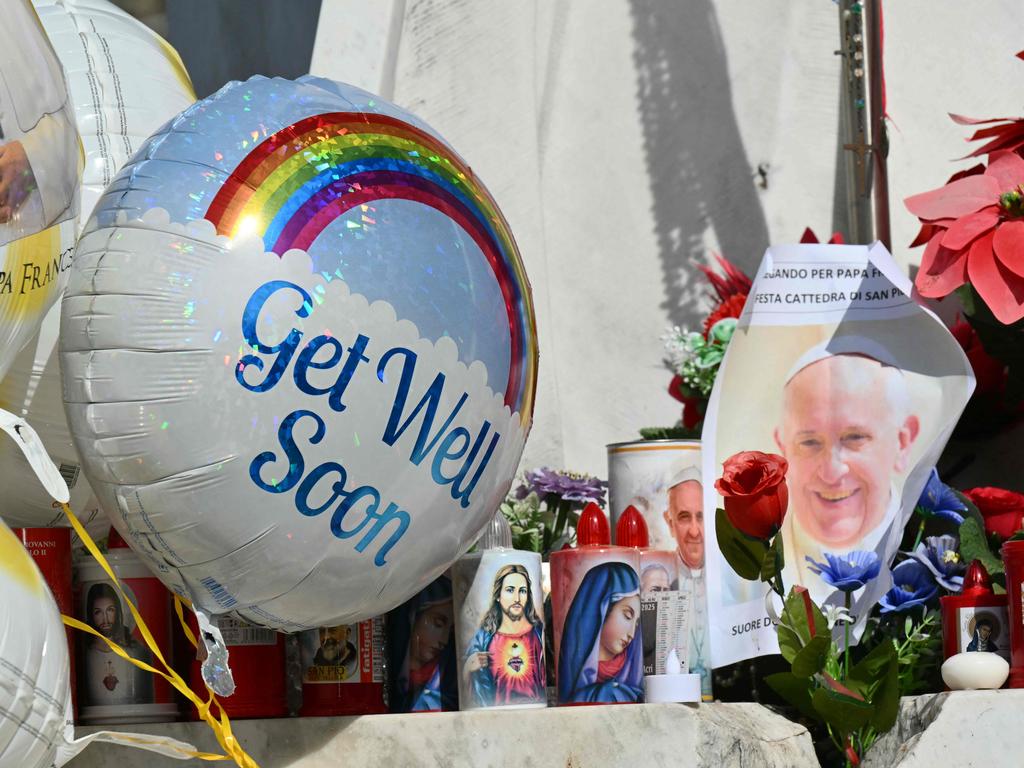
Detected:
[205,112,537,424]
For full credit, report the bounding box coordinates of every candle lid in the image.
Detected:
[477,509,513,550]
[577,502,610,546]
[615,504,650,548]
[962,559,993,596]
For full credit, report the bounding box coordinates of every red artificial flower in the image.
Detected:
[950,320,1006,395]
[800,227,845,244]
[951,112,1024,160]
[703,293,747,337]
[905,151,1024,323]
[715,451,789,540]
[667,374,704,429]
[698,253,752,303]
[962,487,1024,539]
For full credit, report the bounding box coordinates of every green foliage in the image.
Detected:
[959,517,1005,575]
[792,635,831,678]
[639,425,702,440]
[762,532,785,582]
[715,507,768,581]
[499,492,544,553]
[811,687,874,732]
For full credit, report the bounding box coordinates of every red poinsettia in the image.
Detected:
[905,151,1024,324]
[799,227,845,244]
[948,52,1024,160]
[698,253,751,337]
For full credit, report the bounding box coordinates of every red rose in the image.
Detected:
[962,487,1024,539]
[715,451,789,539]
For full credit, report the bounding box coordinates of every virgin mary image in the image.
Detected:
[386,575,458,712]
[558,561,644,704]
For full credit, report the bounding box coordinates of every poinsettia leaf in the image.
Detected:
[811,687,874,736]
[715,507,768,581]
[791,634,832,678]
[959,517,1005,574]
[765,672,817,720]
[904,174,1000,220]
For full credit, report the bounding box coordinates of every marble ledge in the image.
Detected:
[66,701,818,768]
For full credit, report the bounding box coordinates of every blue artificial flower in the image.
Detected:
[805,551,881,592]
[879,559,940,614]
[907,534,966,592]
[915,468,967,526]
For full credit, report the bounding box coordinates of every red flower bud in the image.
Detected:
[963,487,1024,539]
[715,451,789,539]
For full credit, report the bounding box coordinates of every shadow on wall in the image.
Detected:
[628,0,770,328]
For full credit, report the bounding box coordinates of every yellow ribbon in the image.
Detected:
[59,502,260,768]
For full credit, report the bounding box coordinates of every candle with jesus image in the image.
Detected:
[453,512,546,710]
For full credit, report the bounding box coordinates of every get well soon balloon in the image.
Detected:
[61,76,538,630]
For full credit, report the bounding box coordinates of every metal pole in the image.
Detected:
[836,0,873,244]
[865,0,891,251]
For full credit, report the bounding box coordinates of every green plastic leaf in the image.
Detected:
[847,640,901,732]
[761,533,785,583]
[715,507,769,581]
[765,671,816,720]
[959,517,1005,575]
[791,634,832,678]
[811,687,874,736]
[781,587,827,645]
[777,623,802,665]
[952,489,985,531]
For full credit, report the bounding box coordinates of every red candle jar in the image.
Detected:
[940,560,1010,675]
[15,527,76,714]
[183,615,288,719]
[75,528,178,724]
[1001,541,1024,687]
[299,618,387,716]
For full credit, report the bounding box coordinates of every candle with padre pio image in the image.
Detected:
[453,512,546,711]
[550,502,643,705]
[614,505,691,677]
[386,573,459,712]
[299,617,387,716]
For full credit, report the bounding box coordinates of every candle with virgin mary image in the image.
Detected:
[550,502,644,705]
[385,573,459,712]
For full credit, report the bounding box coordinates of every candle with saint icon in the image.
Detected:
[75,528,177,724]
[453,512,546,711]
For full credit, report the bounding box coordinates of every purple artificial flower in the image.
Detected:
[520,467,608,505]
[907,534,966,592]
[805,551,881,593]
[915,468,967,526]
[879,559,939,614]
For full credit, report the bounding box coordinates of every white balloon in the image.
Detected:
[32,0,196,221]
[0,517,71,768]
[0,0,195,531]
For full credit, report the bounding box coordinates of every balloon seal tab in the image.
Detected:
[0,407,70,502]
[195,608,236,697]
